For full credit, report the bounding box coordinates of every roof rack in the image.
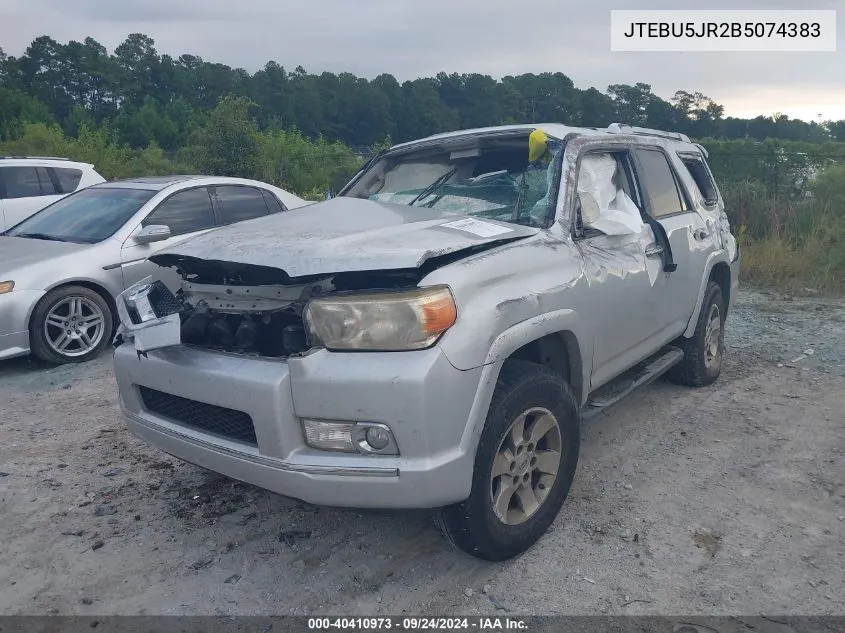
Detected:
[0,155,71,161]
[606,123,691,143]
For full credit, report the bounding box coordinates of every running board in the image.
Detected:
[581,346,684,421]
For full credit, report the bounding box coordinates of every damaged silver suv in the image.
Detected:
[112,123,739,561]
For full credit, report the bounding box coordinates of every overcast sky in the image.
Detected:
[2,0,843,121]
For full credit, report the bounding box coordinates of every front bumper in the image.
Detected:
[0,290,44,360]
[113,342,485,509]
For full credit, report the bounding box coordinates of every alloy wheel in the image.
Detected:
[43,296,106,358]
[489,407,563,525]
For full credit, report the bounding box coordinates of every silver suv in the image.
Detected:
[112,123,740,561]
[0,157,106,230]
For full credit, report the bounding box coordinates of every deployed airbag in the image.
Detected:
[577,154,643,236]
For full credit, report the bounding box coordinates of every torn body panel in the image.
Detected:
[132,208,538,358]
[116,274,326,358]
[149,197,538,279]
[109,123,739,527]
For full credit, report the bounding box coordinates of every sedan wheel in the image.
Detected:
[44,296,106,358]
[30,285,114,364]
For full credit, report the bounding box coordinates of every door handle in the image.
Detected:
[693,228,708,241]
[645,244,664,258]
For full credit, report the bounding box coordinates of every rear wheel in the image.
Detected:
[436,360,580,561]
[29,285,113,364]
[667,281,725,387]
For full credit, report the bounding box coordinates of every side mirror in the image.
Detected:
[134,224,171,244]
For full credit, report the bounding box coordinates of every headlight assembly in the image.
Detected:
[304,285,457,351]
[122,279,182,325]
[0,280,14,295]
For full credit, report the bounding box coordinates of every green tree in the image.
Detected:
[0,88,54,141]
[5,31,845,176]
[114,33,160,108]
[183,95,259,177]
[828,121,845,142]
[811,163,845,213]
[398,78,458,140]
[17,36,75,121]
[579,88,616,127]
[607,82,655,125]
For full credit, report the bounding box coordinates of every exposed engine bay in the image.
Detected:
[176,282,318,358]
[129,257,426,358]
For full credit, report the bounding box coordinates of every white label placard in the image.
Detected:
[610,10,837,52]
[440,218,514,238]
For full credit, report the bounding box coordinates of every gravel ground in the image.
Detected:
[1,289,843,616]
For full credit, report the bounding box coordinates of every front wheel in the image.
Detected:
[436,360,580,561]
[29,285,113,364]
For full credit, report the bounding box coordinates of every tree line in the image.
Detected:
[1,33,844,290]
[2,33,844,151]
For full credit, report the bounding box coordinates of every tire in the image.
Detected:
[29,285,114,364]
[436,360,580,561]
[667,281,726,387]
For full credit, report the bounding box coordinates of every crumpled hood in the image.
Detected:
[150,197,538,277]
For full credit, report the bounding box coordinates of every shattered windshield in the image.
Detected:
[343,134,563,228]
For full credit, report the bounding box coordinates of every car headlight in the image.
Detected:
[123,280,182,325]
[125,284,157,324]
[304,285,457,351]
[0,281,14,295]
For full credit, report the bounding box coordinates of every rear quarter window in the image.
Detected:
[261,189,287,213]
[53,167,84,193]
[213,185,270,224]
[678,155,720,206]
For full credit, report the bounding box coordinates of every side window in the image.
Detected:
[679,155,719,206]
[634,149,686,218]
[52,167,84,194]
[261,189,286,213]
[1,166,55,199]
[213,186,270,225]
[143,187,216,236]
[573,150,642,238]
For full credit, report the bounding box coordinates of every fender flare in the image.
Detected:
[683,251,731,338]
[27,277,121,331]
[458,309,592,456]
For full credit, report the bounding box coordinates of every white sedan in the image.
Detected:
[0,175,308,364]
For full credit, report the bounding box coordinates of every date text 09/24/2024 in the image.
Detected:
[307,618,529,631]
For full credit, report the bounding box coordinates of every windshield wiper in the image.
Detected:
[11,232,67,242]
[409,168,457,207]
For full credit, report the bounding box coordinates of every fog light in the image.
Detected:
[301,420,398,455]
[302,420,356,452]
[354,422,398,455]
[365,426,390,450]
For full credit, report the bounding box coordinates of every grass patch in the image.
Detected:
[739,237,830,292]
[726,165,845,294]
[738,223,845,294]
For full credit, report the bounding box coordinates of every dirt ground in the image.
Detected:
[1,289,843,616]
